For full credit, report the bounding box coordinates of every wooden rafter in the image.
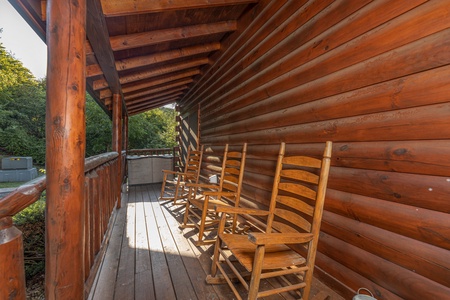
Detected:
[93,58,210,90]
[128,94,182,111]
[86,0,127,114]
[109,21,236,51]
[101,0,258,17]
[105,86,187,106]
[128,97,181,115]
[86,42,220,78]
[9,0,259,116]
[125,89,187,106]
[100,69,201,99]
[125,78,194,101]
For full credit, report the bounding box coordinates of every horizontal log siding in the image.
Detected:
[180,1,450,299]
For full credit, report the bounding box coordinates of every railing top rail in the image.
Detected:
[85,152,119,173]
[0,175,46,219]
[128,148,173,153]
[0,151,122,220]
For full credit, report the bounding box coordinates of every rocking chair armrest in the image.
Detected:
[161,169,179,175]
[203,191,235,197]
[214,206,269,216]
[186,183,219,189]
[248,232,314,245]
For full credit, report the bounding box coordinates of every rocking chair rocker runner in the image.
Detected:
[160,145,204,205]
[207,141,332,300]
[181,143,247,245]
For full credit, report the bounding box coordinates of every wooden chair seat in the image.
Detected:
[189,195,234,210]
[220,234,307,272]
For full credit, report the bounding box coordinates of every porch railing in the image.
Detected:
[128,146,180,171]
[0,151,126,299]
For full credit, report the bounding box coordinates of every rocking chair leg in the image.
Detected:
[210,238,221,277]
[248,245,265,300]
[196,197,210,245]
[181,198,190,227]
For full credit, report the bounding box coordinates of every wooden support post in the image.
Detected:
[123,114,128,153]
[0,217,26,300]
[112,93,123,208]
[46,0,86,298]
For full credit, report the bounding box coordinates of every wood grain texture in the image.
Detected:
[102,0,257,16]
[46,0,86,298]
[179,1,450,299]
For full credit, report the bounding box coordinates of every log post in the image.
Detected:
[123,114,128,153]
[112,93,123,208]
[46,0,86,298]
[0,217,26,300]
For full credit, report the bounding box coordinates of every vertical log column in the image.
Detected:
[0,217,26,299]
[112,94,122,208]
[46,0,86,299]
[123,114,128,187]
[123,114,128,153]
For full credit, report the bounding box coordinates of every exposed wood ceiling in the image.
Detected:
[8,0,258,116]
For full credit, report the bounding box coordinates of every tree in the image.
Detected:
[0,36,178,162]
[128,107,177,150]
[0,42,35,92]
[85,95,112,156]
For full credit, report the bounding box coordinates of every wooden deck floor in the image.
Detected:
[88,183,344,300]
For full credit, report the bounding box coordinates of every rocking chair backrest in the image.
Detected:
[183,145,204,184]
[216,143,247,205]
[266,142,333,239]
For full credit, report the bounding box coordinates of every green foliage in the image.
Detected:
[128,107,177,149]
[13,198,46,279]
[0,44,35,91]
[0,80,46,163]
[13,196,45,225]
[85,95,112,156]
[0,37,178,163]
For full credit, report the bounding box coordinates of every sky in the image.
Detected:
[0,0,47,79]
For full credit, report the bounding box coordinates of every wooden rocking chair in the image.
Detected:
[181,143,247,246]
[160,145,204,205]
[206,141,332,300]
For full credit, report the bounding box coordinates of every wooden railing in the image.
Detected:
[128,147,176,156]
[128,146,180,171]
[0,151,126,299]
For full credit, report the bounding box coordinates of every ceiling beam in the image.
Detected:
[100,69,201,99]
[125,79,194,100]
[93,57,210,90]
[125,88,187,106]
[86,42,220,77]
[127,94,182,111]
[128,97,181,115]
[107,86,187,106]
[109,21,236,51]
[86,0,127,114]
[101,0,258,17]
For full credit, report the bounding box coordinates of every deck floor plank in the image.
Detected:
[142,185,178,300]
[148,184,225,300]
[89,189,128,300]
[89,183,344,300]
[114,185,137,300]
[134,185,155,300]
[146,185,199,300]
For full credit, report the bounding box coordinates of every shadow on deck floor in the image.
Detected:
[88,183,344,300]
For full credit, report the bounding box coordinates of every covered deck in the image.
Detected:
[2,0,449,299]
[89,183,343,300]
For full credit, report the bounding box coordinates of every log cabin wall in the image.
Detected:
[178,1,450,299]
[179,104,200,165]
